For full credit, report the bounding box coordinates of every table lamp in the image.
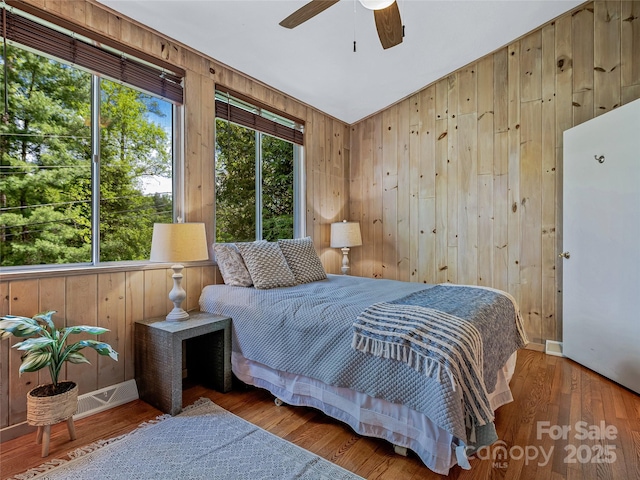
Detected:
[330,220,362,275]
[150,222,209,321]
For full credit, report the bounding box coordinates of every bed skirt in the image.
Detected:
[232,351,517,475]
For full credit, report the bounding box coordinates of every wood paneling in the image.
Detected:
[477,56,494,288]
[37,278,65,387]
[541,24,558,344]
[349,0,640,345]
[97,273,126,390]
[621,0,640,91]
[446,74,459,285]
[573,5,596,125]
[418,87,436,286]
[7,280,40,427]
[1,0,350,435]
[382,105,399,280]
[66,275,98,395]
[594,1,621,116]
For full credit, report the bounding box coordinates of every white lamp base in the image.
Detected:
[166,264,190,321]
[165,307,189,322]
[340,247,351,275]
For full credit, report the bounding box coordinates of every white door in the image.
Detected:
[562,99,640,394]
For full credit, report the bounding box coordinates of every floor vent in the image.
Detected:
[545,340,563,357]
[75,379,139,420]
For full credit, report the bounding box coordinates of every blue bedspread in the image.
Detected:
[199,275,526,448]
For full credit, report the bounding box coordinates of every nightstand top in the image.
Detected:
[136,311,231,334]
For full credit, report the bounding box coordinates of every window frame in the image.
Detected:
[1,10,184,273]
[214,92,305,242]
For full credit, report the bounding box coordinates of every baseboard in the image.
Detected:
[0,422,35,443]
[525,342,545,352]
[545,340,564,357]
[75,379,139,420]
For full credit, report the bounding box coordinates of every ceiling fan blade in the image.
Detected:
[374,1,403,49]
[279,0,340,29]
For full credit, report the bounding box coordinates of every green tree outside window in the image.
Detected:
[215,119,294,243]
[0,45,173,267]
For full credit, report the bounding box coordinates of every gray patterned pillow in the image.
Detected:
[236,241,297,289]
[278,237,327,284]
[214,243,253,287]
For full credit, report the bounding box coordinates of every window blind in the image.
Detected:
[215,90,304,146]
[0,4,184,104]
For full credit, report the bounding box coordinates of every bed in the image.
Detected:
[199,238,527,475]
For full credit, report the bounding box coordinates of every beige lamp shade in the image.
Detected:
[150,223,209,263]
[150,223,209,321]
[330,220,362,248]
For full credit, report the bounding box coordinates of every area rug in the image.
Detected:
[10,398,363,480]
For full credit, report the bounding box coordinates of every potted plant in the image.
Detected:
[0,310,118,453]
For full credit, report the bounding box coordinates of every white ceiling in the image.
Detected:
[98,0,584,124]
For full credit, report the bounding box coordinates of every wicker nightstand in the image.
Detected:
[135,312,232,415]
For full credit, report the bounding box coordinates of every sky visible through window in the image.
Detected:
[141,99,173,195]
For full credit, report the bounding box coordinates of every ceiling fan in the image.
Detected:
[279,0,404,50]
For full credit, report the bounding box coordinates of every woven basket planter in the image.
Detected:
[27,382,78,427]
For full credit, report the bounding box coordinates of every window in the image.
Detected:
[99,79,174,262]
[214,91,304,243]
[0,7,181,268]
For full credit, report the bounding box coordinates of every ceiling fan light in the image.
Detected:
[359,0,395,11]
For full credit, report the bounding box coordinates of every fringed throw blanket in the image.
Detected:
[353,302,493,426]
[353,284,528,429]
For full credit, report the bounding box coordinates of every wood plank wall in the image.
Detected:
[0,0,350,435]
[349,0,640,346]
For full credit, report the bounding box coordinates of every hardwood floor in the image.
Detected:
[1,350,639,479]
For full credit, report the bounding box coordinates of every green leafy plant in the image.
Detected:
[0,311,118,389]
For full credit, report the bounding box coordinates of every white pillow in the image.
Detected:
[214,243,253,287]
[278,237,327,284]
[236,241,297,289]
